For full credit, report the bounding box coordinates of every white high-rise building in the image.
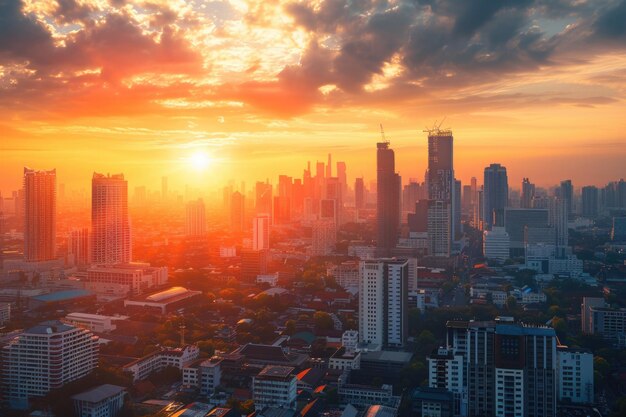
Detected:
[483,227,510,262]
[68,228,90,267]
[23,167,56,262]
[253,214,270,251]
[427,347,467,416]
[557,347,594,404]
[358,259,408,349]
[2,320,99,410]
[91,173,131,264]
[185,199,206,236]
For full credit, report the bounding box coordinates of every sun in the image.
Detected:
[189,151,211,171]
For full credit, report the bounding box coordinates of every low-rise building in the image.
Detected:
[328,347,361,371]
[72,384,126,417]
[123,286,202,314]
[182,357,222,396]
[64,312,120,333]
[338,384,397,408]
[124,345,200,382]
[253,366,297,410]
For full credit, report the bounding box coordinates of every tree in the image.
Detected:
[313,311,334,332]
[285,320,296,336]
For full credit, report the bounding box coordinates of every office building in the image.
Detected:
[376,141,401,254]
[521,178,535,209]
[359,259,409,349]
[559,180,574,217]
[483,227,510,262]
[556,347,594,404]
[548,197,568,247]
[256,181,273,222]
[581,186,599,218]
[65,312,118,333]
[355,177,365,210]
[454,179,462,238]
[68,227,90,267]
[72,384,126,417]
[612,217,626,241]
[2,321,99,410]
[241,249,268,281]
[581,297,607,335]
[427,129,454,256]
[525,244,582,276]
[91,173,131,264]
[183,357,222,396]
[86,263,168,296]
[504,208,549,256]
[23,167,56,262]
[483,164,508,229]
[253,214,270,251]
[185,199,206,236]
[253,366,297,410]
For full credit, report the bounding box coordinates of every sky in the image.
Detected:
[1,0,626,195]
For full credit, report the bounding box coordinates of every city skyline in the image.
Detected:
[2,1,626,192]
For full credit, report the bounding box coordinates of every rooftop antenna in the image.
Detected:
[180,323,186,346]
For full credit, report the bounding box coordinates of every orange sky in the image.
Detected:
[1,0,626,195]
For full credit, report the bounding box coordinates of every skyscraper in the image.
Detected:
[91,173,131,265]
[483,163,508,229]
[548,196,568,247]
[23,168,56,262]
[376,141,401,254]
[253,214,270,251]
[358,258,408,349]
[230,191,245,232]
[255,181,273,222]
[426,129,454,256]
[185,199,206,236]
[355,177,365,210]
[454,179,462,239]
[581,186,599,218]
[521,178,535,209]
[336,161,347,198]
[559,179,574,217]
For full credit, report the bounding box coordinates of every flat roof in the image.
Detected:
[361,350,413,363]
[71,384,125,403]
[496,324,555,337]
[258,365,294,378]
[31,289,94,303]
[26,320,76,335]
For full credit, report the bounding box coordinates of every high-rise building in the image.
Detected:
[581,186,599,218]
[559,180,574,217]
[483,164,508,229]
[445,319,557,417]
[337,161,347,198]
[355,177,365,210]
[521,178,535,209]
[253,366,297,410]
[2,320,99,410]
[504,208,549,256]
[311,219,336,256]
[231,192,245,232]
[376,142,401,254]
[548,197,568,247]
[23,167,56,262]
[91,173,131,264]
[426,129,454,256]
[612,217,626,241]
[483,227,510,262]
[557,347,594,405]
[358,259,408,349]
[462,184,472,216]
[68,228,90,267]
[253,214,270,251]
[255,181,273,222]
[454,179,462,239]
[185,199,206,236]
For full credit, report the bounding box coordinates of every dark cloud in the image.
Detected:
[0,1,55,65]
[55,0,95,24]
[593,0,626,39]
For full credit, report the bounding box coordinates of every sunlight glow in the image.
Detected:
[189,151,211,171]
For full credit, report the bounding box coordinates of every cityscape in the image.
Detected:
[1,2,626,417]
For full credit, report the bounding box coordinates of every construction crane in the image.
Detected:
[423,117,451,135]
[380,123,389,144]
